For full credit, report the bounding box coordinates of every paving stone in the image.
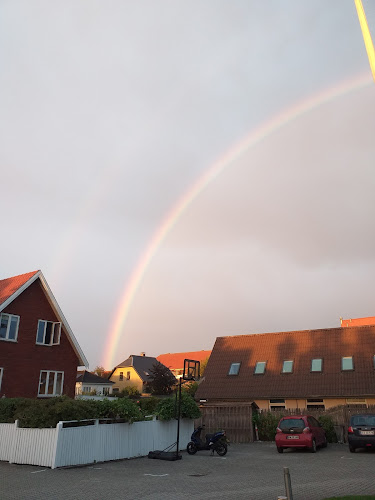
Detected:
[1,442,375,500]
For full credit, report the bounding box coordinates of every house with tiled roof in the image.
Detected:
[109,353,174,394]
[195,326,375,411]
[0,271,88,398]
[76,370,114,396]
[157,350,211,378]
[340,316,375,327]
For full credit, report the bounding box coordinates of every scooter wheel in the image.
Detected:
[187,442,198,455]
[215,443,227,456]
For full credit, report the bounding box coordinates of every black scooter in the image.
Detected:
[186,425,228,456]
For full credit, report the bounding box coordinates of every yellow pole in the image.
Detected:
[354,0,375,82]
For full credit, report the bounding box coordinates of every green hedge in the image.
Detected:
[156,393,201,421]
[0,394,201,428]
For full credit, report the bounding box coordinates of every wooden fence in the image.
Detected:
[195,403,254,443]
[194,404,375,444]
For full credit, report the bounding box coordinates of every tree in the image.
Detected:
[200,357,210,376]
[93,366,106,377]
[148,362,176,395]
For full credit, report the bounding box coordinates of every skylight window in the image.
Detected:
[342,356,354,371]
[282,360,293,373]
[311,358,323,372]
[228,362,241,375]
[254,361,266,375]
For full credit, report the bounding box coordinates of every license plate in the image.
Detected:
[286,435,299,439]
[360,430,374,435]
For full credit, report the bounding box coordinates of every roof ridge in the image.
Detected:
[217,324,375,340]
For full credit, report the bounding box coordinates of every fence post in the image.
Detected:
[52,421,63,469]
[283,467,293,500]
[8,419,19,464]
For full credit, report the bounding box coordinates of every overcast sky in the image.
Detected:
[1,1,375,369]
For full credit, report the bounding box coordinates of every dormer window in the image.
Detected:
[36,320,61,345]
[254,361,266,375]
[311,358,323,372]
[282,360,294,373]
[228,362,241,375]
[0,313,20,342]
[342,356,354,371]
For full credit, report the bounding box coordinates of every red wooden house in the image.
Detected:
[0,270,88,398]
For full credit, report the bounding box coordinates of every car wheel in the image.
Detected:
[187,442,197,455]
[310,439,317,453]
[349,445,356,453]
[277,447,284,453]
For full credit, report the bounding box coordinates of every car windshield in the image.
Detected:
[352,415,375,427]
[279,418,305,430]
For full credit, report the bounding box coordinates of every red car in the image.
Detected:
[275,415,327,453]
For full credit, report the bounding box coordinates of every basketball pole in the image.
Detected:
[176,376,182,459]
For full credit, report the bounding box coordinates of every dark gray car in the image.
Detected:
[348,414,375,452]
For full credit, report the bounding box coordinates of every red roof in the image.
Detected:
[196,326,375,401]
[341,317,375,327]
[157,351,211,370]
[0,271,39,306]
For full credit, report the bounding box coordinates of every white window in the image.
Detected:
[119,371,124,381]
[83,386,91,393]
[254,361,266,375]
[0,367,3,392]
[38,370,64,397]
[0,313,20,342]
[282,360,294,373]
[36,320,61,345]
[228,362,241,375]
[342,356,354,371]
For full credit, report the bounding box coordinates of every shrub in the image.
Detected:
[0,398,28,423]
[112,398,143,422]
[254,411,283,441]
[138,396,159,415]
[156,393,201,421]
[182,381,199,397]
[318,414,337,443]
[0,396,144,427]
[120,386,141,398]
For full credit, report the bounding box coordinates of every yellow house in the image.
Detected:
[109,353,167,394]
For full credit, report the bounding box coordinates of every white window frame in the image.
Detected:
[38,370,64,397]
[0,313,20,342]
[0,367,3,392]
[36,320,61,346]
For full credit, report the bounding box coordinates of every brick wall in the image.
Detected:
[0,279,79,398]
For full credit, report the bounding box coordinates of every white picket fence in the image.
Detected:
[0,418,193,468]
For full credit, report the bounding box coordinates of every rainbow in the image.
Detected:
[102,72,373,369]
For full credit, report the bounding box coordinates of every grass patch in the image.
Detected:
[323,496,375,500]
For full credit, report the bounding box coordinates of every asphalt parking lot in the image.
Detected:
[1,441,375,500]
